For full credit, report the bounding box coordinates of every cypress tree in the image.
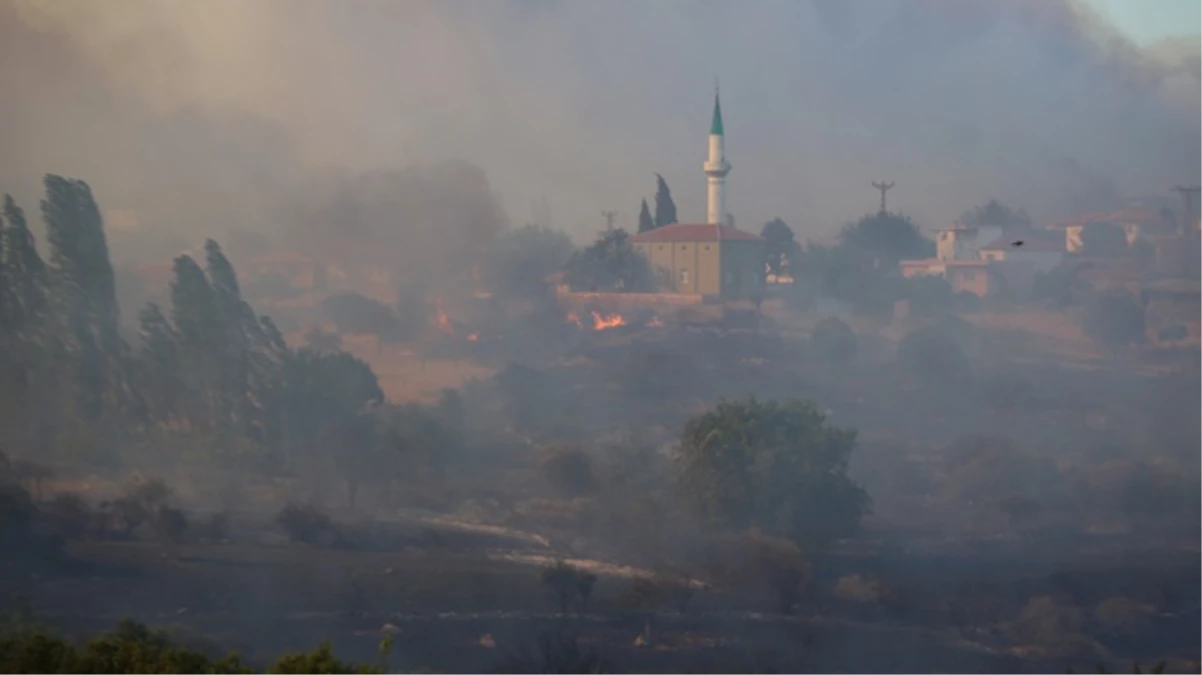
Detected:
[136,303,181,426]
[637,199,654,233]
[41,175,119,343]
[170,254,220,429]
[654,174,677,229]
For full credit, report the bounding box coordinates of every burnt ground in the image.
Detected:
[12,521,1198,673]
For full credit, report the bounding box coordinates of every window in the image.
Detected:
[963,270,976,281]
[679,269,689,285]
[681,245,688,250]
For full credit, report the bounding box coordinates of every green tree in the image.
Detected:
[674,397,870,548]
[653,174,677,229]
[563,229,655,292]
[490,225,575,299]
[41,175,120,348]
[170,254,221,429]
[1,196,48,331]
[958,199,1031,228]
[637,198,654,233]
[134,303,182,426]
[273,349,383,449]
[41,176,125,420]
[760,218,796,277]
[837,212,934,270]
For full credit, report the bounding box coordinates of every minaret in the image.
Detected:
[703,85,731,226]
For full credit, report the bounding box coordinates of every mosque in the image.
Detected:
[631,89,766,299]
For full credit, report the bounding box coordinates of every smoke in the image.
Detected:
[0,0,1197,256]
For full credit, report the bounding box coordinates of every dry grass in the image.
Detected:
[313,333,495,403]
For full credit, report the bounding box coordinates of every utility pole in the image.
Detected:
[872,181,895,215]
[601,210,618,232]
[1171,185,1200,233]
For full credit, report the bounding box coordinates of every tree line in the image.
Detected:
[0,175,387,469]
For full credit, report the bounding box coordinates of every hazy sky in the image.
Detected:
[1085,0,1200,45]
[1,0,1199,258]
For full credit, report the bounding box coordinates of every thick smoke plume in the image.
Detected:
[0,0,1197,258]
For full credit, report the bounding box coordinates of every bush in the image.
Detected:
[98,478,187,541]
[490,631,611,674]
[540,448,598,497]
[810,316,857,365]
[539,561,598,614]
[620,573,695,614]
[704,531,809,615]
[275,503,341,546]
[1014,595,1085,645]
[0,618,384,674]
[675,397,870,549]
[833,574,895,604]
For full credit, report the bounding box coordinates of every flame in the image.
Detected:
[565,311,583,328]
[466,332,479,342]
[433,300,453,336]
[591,311,626,331]
[646,316,664,328]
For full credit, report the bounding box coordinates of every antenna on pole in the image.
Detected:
[872,181,895,215]
[601,210,618,232]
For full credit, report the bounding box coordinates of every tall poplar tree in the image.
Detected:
[41,176,125,419]
[2,195,47,335]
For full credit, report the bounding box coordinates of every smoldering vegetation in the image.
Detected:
[0,1,1199,672]
[1,171,1199,673]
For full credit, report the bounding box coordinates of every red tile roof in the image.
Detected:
[630,223,762,243]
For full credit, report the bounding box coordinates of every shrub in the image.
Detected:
[539,561,598,614]
[833,574,895,604]
[490,631,611,674]
[275,503,341,546]
[704,531,809,615]
[620,573,695,614]
[540,448,598,497]
[0,618,384,674]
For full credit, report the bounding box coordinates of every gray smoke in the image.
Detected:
[0,0,1197,255]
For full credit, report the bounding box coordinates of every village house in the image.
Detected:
[899,222,1062,298]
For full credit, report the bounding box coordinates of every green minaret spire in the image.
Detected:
[710,84,724,136]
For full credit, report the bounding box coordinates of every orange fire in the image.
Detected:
[466,332,479,342]
[433,300,453,336]
[646,316,664,328]
[591,311,626,331]
[565,311,583,328]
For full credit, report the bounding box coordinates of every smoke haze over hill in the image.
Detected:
[0,0,1198,260]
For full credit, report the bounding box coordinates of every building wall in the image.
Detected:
[937,225,1002,261]
[718,240,766,298]
[635,240,723,295]
[635,239,763,298]
[947,266,995,296]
